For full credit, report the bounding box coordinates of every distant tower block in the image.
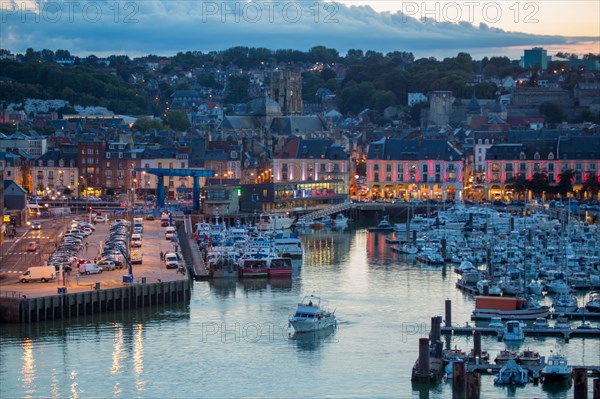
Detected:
[428,91,453,127]
[270,69,303,115]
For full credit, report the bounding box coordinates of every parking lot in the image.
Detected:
[1,216,187,298]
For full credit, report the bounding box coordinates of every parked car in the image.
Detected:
[79,263,102,275]
[94,215,108,223]
[97,260,116,271]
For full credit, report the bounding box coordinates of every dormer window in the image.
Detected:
[48,160,54,167]
[520,152,526,160]
[106,152,111,159]
[548,152,554,160]
[534,152,540,160]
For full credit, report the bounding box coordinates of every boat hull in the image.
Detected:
[472,307,551,320]
[290,317,336,333]
[238,268,269,278]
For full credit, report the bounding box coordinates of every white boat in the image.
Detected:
[554,317,570,329]
[546,279,571,294]
[332,213,349,227]
[503,320,525,341]
[585,292,600,312]
[400,243,418,255]
[526,280,544,295]
[289,294,336,333]
[494,359,528,385]
[552,293,578,313]
[257,213,294,231]
[477,279,502,296]
[542,354,572,383]
[273,233,303,259]
[488,316,504,330]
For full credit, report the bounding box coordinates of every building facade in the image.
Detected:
[366,139,463,201]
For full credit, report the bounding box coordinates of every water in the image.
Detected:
[1,228,598,398]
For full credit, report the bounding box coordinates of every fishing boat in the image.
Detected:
[517,348,541,366]
[494,359,529,385]
[477,279,502,296]
[443,347,467,379]
[267,256,293,278]
[238,257,269,278]
[526,280,544,295]
[208,252,239,279]
[542,354,572,383]
[289,294,336,333]
[472,296,550,320]
[273,233,303,259]
[503,320,525,341]
[367,216,394,232]
[494,349,517,365]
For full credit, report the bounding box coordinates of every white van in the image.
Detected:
[20,266,56,283]
[164,252,179,269]
[165,226,176,240]
[131,234,142,247]
[79,263,103,275]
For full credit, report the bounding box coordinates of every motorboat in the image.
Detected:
[273,233,303,259]
[503,320,525,341]
[545,279,571,295]
[585,292,600,313]
[443,347,467,379]
[552,293,578,313]
[400,243,418,255]
[542,354,572,383]
[533,318,549,329]
[554,317,570,329]
[494,349,517,365]
[488,316,504,330]
[332,213,349,227]
[526,280,544,295]
[477,279,502,296]
[289,294,336,333]
[257,213,294,231]
[238,257,269,278]
[455,260,476,274]
[494,359,528,385]
[517,348,541,366]
[368,216,394,232]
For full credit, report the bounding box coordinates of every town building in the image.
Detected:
[365,139,463,201]
[523,47,548,70]
[32,150,78,197]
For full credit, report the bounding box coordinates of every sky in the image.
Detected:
[1,0,598,59]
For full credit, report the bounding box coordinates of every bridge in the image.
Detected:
[135,168,214,211]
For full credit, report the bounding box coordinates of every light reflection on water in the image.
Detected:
[0,227,597,398]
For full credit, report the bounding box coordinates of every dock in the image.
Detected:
[441,325,600,341]
[465,363,600,377]
[179,217,209,280]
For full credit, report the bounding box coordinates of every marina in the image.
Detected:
[1,204,599,398]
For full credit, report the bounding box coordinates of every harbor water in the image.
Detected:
[1,228,598,398]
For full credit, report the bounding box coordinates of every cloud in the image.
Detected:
[1,0,597,57]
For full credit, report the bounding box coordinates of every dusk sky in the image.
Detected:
[1,0,598,59]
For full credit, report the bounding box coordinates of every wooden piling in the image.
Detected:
[445,299,452,327]
[593,379,599,399]
[452,361,466,399]
[466,371,480,399]
[473,332,482,361]
[419,338,430,376]
[573,368,588,399]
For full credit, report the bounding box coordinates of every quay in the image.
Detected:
[0,216,193,324]
[465,363,600,378]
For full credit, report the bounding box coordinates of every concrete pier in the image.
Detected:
[0,279,191,323]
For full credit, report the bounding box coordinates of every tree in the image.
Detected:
[507,174,528,200]
[529,172,549,198]
[133,117,163,132]
[583,171,600,198]
[557,169,575,197]
[539,102,564,124]
[165,110,190,131]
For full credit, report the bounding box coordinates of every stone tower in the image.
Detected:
[269,69,303,116]
[428,91,452,127]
